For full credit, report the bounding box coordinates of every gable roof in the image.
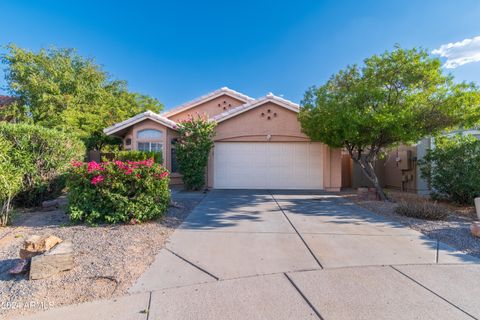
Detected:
[212,93,300,123]
[162,87,254,118]
[103,110,178,136]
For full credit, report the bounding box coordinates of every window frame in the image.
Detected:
[136,128,164,156]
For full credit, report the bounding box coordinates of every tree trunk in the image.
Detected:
[0,197,12,227]
[354,158,388,201]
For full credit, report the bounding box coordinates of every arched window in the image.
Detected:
[137,129,163,140]
[137,129,163,153]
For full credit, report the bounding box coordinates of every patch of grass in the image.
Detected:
[394,201,449,220]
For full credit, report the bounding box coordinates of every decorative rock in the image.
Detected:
[19,248,42,259]
[30,240,74,280]
[23,235,42,251]
[8,259,29,275]
[20,235,63,259]
[470,222,480,237]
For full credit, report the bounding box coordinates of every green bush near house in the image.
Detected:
[176,115,216,190]
[67,159,170,225]
[0,123,85,207]
[0,136,23,226]
[419,134,480,205]
[394,200,449,220]
[112,150,163,164]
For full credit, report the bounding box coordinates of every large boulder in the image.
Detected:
[29,240,74,280]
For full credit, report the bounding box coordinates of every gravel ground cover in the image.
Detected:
[0,192,203,319]
[340,189,480,258]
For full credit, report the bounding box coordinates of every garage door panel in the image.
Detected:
[214,142,323,189]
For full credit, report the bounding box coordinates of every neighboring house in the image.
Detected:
[104,87,342,190]
[345,129,480,195]
[344,140,430,195]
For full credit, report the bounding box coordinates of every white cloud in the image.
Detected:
[432,36,480,69]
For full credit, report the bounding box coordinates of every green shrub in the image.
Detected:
[0,137,23,226]
[394,201,449,220]
[112,150,163,164]
[176,115,216,190]
[419,134,480,205]
[67,159,170,224]
[0,123,85,207]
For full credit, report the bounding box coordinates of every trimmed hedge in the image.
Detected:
[419,134,480,205]
[0,123,85,207]
[113,150,163,164]
[67,159,170,224]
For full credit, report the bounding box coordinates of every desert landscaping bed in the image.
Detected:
[341,189,480,258]
[0,194,202,319]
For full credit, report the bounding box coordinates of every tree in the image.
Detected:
[299,46,480,200]
[176,114,216,190]
[1,44,163,150]
[0,136,22,226]
[0,122,85,207]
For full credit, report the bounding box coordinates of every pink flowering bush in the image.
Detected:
[67,159,170,224]
[176,114,216,190]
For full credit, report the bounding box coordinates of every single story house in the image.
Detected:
[104,87,342,190]
[344,129,480,195]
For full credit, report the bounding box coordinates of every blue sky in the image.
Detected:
[1,0,480,110]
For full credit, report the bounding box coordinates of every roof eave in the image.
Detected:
[162,87,254,118]
[213,95,299,124]
[104,112,178,136]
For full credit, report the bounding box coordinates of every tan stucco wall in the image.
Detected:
[167,94,245,122]
[214,102,310,142]
[124,119,168,164]
[121,119,183,185]
[384,146,418,192]
[321,146,342,191]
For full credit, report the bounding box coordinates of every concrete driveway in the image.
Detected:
[20,190,480,320]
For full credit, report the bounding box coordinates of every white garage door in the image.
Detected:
[213,142,323,189]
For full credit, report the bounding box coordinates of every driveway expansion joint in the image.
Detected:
[176,229,296,235]
[283,273,324,320]
[165,248,220,281]
[270,191,324,269]
[145,291,153,320]
[300,232,420,237]
[390,265,478,320]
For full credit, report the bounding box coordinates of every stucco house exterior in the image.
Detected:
[104,87,342,190]
[344,129,480,195]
